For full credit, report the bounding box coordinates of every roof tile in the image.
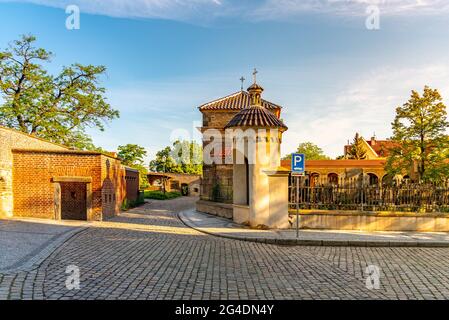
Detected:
[199,91,281,111]
[225,105,287,130]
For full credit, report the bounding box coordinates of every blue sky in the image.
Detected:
[1,0,449,160]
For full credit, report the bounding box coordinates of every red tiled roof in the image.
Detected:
[225,105,287,130]
[366,140,397,157]
[344,138,398,157]
[199,91,282,111]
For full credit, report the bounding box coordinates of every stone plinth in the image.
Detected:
[196,200,233,219]
[290,210,449,232]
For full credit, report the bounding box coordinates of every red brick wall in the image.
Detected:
[100,155,125,219]
[12,151,125,220]
[0,127,68,217]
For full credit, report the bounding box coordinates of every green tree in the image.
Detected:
[149,146,177,173]
[283,142,330,160]
[0,35,119,149]
[117,144,149,188]
[386,86,449,182]
[117,144,147,166]
[149,141,202,175]
[346,133,367,160]
[171,140,202,175]
[149,146,175,194]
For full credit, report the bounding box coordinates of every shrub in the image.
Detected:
[144,190,182,200]
[121,192,146,211]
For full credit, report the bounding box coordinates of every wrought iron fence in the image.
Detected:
[288,176,449,213]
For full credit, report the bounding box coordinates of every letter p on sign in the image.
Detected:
[291,153,305,175]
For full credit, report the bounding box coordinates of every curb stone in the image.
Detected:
[178,210,449,248]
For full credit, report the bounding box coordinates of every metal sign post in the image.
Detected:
[296,203,299,238]
[291,153,305,238]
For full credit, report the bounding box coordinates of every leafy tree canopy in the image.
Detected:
[386,86,449,182]
[283,142,330,160]
[0,35,119,150]
[117,144,147,166]
[346,133,367,160]
[117,144,149,189]
[150,140,202,175]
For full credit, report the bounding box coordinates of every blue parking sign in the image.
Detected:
[291,153,305,175]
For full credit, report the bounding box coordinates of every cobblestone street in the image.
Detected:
[2,197,449,300]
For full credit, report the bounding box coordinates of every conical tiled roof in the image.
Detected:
[225,75,287,130]
[247,82,264,91]
[225,105,287,130]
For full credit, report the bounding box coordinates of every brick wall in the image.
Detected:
[201,164,233,203]
[101,155,126,219]
[147,172,200,196]
[12,151,125,220]
[0,127,68,217]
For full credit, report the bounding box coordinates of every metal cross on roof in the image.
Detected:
[252,68,258,84]
[239,76,245,91]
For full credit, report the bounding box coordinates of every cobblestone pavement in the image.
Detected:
[2,197,449,299]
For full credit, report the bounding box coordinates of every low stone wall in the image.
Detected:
[196,200,233,219]
[289,210,449,232]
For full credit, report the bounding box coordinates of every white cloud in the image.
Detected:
[281,63,449,158]
[2,0,449,23]
[255,0,449,19]
[0,0,225,21]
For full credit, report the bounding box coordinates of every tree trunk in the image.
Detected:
[420,133,425,183]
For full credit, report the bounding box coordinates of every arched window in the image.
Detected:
[402,175,411,185]
[367,173,379,186]
[328,173,339,186]
[382,174,393,186]
[310,173,320,187]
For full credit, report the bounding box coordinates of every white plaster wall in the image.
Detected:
[268,175,289,228]
[233,163,248,205]
[232,129,288,228]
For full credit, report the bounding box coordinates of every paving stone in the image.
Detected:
[2,197,449,299]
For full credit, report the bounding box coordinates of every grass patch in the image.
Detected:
[144,190,182,200]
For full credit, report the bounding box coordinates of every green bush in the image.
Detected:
[121,192,146,211]
[144,190,182,200]
[121,198,130,211]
